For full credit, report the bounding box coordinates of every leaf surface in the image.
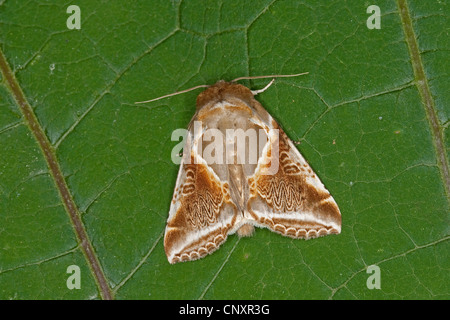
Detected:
[0,0,448,299]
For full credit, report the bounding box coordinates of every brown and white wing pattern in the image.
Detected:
[164,150,240,264]
[163,80,341,264]
[247,122,341,239]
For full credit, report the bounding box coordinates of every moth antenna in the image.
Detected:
[135,72,308,104]
[231,72,308,83]
[251,78,275,95]
[135,84,210,104]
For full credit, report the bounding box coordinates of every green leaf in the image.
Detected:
[0,0,448,300]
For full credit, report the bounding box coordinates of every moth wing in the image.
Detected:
[164,132,240,264]
[247,123,341,240]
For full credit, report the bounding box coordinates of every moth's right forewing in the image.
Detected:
[246,103,341,239]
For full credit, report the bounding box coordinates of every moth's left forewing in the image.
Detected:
[164,127,240,264]
[246,101,341,239]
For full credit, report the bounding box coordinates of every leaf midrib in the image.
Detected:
[0,48,113,300]
[397,0,450,198]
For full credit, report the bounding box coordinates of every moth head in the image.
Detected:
[196,81,255,110]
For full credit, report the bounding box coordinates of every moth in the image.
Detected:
[137,74,341,264]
